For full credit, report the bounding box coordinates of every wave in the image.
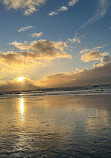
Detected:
[0,84,111,98]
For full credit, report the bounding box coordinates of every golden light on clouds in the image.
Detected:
[0,40,71,73]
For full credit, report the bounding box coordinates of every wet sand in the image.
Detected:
[0,94,111,158]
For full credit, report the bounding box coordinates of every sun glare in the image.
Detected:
[17,77,25,82]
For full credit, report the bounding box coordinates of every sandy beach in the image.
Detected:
[0,94,111,158]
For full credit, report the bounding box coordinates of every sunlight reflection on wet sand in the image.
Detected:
[19,98,25,122]
[0,95,111,157]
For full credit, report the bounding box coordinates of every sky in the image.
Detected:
[0,0,111,91]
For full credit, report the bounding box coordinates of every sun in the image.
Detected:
[17,77,25,82]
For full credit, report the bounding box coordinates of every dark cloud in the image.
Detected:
[38,61,111,88]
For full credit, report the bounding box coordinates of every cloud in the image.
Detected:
[1,0,46,15]
[81,51,108,62]
[38,60,111,88]
[0,76,3,80]
[10,40,69,52]
[80,46,103,54]
[68,0,79,6]
[79,0,110,30]
[49,0,78,16]
[0,40,71,70]
[49,11,58,16]
[58,6,68,11]
[80,46,109,62]
[1,55,111,91]
[49,6,68,16]
[0,45,111,91]
[37,45,111,88]
[0,77,39,92]
[67,36,81,43]
[102,55,111,62]
[24,5,36,15]
[18,26,34,32]
[93,55,111,68]
[31,32,43,38]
